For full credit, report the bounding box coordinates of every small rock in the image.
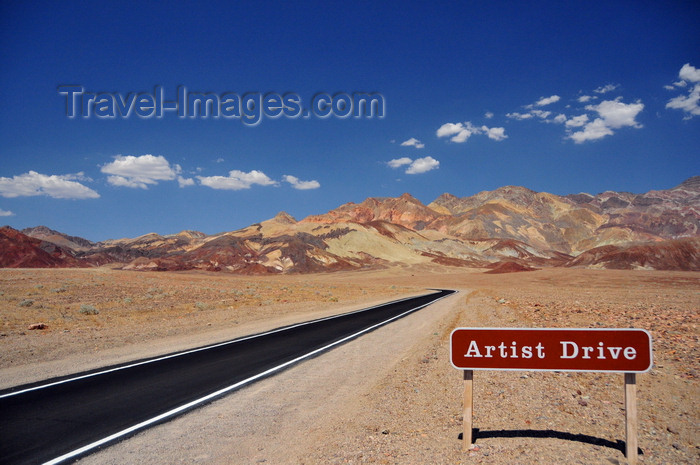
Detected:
[578,399,588,407]
[381,429,389,435]
[672,443,682,450]
[28,323,47,330]
[667,425,678,434]
[497,298,507,304]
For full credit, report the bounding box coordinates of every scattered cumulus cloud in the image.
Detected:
[197,170,277,190]
[507,88,644,143]
[405,156,440,174]
[436,122,507,143]
[0,171,99,199]
[400,137,425,149]
[388,156,440,174]
[568,118,614,143]
[565,114,589,128]
[509,95,565,122]
[534,95,560,106]
[530,109,551,119]
[594,84,619,94]
[484,111,494,119]
[568,97,644,143]
[387,157,413,168]
[483,126,508,141]
[436,122,472,142]
[177,176,195,187]
[587,98,644,129]
[101,154,181,189]
[665,63,700,118]
[282,175,320,190]
[0,208,15,216]
[679,63,700,82]
[506,112,533,121]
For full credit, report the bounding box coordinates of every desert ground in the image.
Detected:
[0,266,697,464]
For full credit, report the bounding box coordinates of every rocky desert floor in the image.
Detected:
[0,266,697,464]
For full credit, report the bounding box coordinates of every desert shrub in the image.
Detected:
[195,302,208,310]
[18,299,34,307]
[79,304,99,315]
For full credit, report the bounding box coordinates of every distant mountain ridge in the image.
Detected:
[2,177,698,272]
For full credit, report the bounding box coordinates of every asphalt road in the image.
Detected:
[0,289,455,464]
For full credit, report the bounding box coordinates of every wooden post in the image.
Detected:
[625,373,637,465]
[463,369,473,450]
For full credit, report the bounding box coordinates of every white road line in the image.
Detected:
[0,292,435,400]
[42,290,455,465]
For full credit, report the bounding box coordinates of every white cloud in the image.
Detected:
[0,208,14,216]
[506,112,533,120]
[0,171,100,199]
[578,95,593,103]
[565,114,589,128]
[197,170,277,190]
[666,63,700,118]
[666,84,700,117]
[387,157,413,168]
[177,176,195,187]
[437,122,475,143]
[535,95,560,106]
[400,137,425,149]
[552,114,567,124]
[484,111,494,119]
[436,121,506,143]
[568,98,643,143]
[436,122,473,142]
[594,84,619,94]
[406,156,440,174]
[101,154,180,189]
[509,94,566,123]
[481,126,508,141]
[587,98,644,129]
[679,63,700,83]
[283,175,320,190]
[568,118,614,143]
[530,109,551,119]
[388,156,440,174]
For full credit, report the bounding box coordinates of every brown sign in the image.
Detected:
[451,328,652,373]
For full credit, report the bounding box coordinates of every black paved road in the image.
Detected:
[0,289,455,464]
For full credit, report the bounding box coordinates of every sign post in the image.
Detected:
[463,369,473,449]
[625,373,637,463]
[450,328,652,463]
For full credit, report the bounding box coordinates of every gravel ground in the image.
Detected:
[1,267,697,464]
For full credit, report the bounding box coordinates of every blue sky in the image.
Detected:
[1,1,698,241]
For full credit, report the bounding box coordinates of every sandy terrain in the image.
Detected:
[0,267,697,464]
